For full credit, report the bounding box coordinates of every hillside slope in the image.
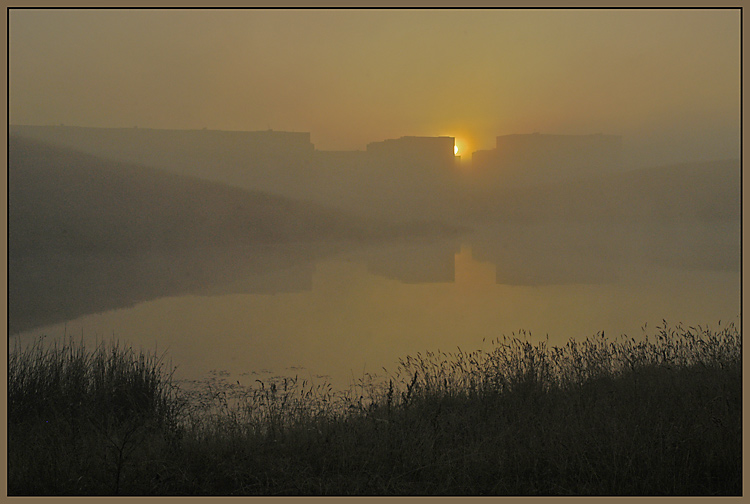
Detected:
[9,136,382,257]
[462,159,740,223]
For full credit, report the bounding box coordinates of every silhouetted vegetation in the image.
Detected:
[9,323,741,495]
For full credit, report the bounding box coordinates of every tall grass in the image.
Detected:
[8,322,741,495]
[8,337,183,495]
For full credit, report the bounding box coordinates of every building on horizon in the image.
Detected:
[470,132,623,188]
[366,135,456,166]
[8,125,461,220]
[361,135,460,219]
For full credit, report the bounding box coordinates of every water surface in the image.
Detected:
[11,222,740,391]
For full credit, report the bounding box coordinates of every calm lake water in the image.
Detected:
[10,222,741,392]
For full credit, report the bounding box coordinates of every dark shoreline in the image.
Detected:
[9,323,741,496]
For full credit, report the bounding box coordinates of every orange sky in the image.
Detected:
[9,8,740,167]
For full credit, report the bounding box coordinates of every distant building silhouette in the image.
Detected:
[10,125,623,220]
[362,136,459,219]
[366,135,456,169]
[9,125,464,220]
[471,133,623,188]
[310,135,462,220]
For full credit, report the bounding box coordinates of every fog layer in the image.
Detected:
[8,127,739,334]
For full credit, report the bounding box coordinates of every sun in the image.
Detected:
[440,132,474,160]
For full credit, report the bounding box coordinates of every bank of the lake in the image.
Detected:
[8,322,741,496]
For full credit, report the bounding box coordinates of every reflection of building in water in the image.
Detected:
[471,133,623,188]
[8,246,319,335]
[349,243,499,286]
[468,227,620,286]
[363,242,458,284]
[454,245,496,287]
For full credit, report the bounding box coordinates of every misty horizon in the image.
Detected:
[8,8,741,496]
[7,122,739,170]
[9,9,739,167]
[9,5,741,384]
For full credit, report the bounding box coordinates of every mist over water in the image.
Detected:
[9,130,740,391]
[7,5,741,390]
[10,241,739,391]
[7,10,742,497]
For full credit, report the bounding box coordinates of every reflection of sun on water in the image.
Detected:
[454,245,496,288]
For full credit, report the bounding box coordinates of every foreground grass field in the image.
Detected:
[8,322,741,495]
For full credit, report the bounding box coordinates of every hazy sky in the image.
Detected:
[9,8,740,166]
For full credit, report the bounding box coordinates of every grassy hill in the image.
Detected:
[8,135,418,257]
[8,136,462,334]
